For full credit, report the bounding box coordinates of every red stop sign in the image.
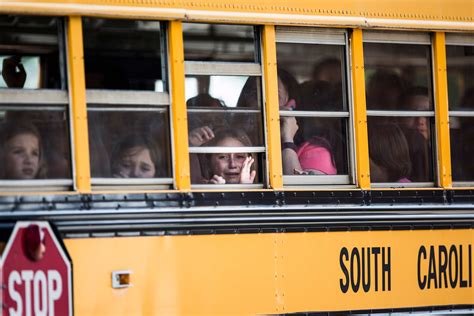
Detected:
[1,221,72,316]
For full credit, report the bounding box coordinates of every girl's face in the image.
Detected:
[210,137,247,184]
[404,95,430,140]
[115,146,156,178]
[4,133,40,179]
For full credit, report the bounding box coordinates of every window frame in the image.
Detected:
[275,26,355,186]
[183,23,267,189]
[363,30,438,188]
[445,33,474,187]
[0,16,73,191]
[81,18,174,190]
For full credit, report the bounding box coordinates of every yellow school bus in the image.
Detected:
[0,0,473,314]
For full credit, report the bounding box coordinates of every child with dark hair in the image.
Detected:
[368,123,412,183]
[200,128,256,184]
[111,134,161,178]
[366,70,406,110]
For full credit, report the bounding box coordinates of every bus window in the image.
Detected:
[0,16,71,186]
[276,27,352,185]
[364,31,435,185]
[0,15,63,89]
[83,18,166,91]
[446,34,474,183]
[184,23,265,187]
[83,18,172,188]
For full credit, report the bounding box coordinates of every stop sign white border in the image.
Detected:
[1,221,73,316]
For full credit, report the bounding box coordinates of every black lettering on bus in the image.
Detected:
[417,245,427,290]
[350,248,361,292]
[438,245,448,289]
[339,247,349,293]
[449,245,458,288]
[428,245,438,289]
[362,247,371,292]
[460,245,468,288]
[382,247,391,291]
[469,245,472,288]
[372,247,380,292]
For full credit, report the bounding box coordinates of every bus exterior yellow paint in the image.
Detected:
[262,25,283,190]
[1,1,473,31]
[65,229,473,315]
[433,32,453,188]
[67,16,91,192]
[168,21,191,191]
[350,29,370,189]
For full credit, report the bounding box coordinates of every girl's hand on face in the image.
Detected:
[209,175,226,184]
[239,156,256,184]
[113,171,130,178]
[283,99,296,111]
[189,126,215,146]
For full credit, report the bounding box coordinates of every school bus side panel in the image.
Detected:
[65,229,473,315]
[65,234,279,315]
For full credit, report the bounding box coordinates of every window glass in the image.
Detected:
[447,45,474,111]
[0,15,63,89]
[450,117,474,181]
[88,108,171,178]
[0,109,71,179]
[0,15,71,183]
[368,117,434,183]
[281,117,348,175]
[277,43,346,111]
[276,31,350,181]
[83,18,172,184]
[447,43,474,181]
[183,24,257,62]
[184,24,264,186]
[186,75,263,146]
[364,43,433,111]
[83,18,165,90]
[364,38,435,183]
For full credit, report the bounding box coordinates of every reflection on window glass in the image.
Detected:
[183,23,256,62]
[88,109,171,178]
[0,15,62,89]
[368,117,434,183]
[447,45,474,110]
[0,110,71,179]
[364,43,433,111]
[83,18,165,90]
